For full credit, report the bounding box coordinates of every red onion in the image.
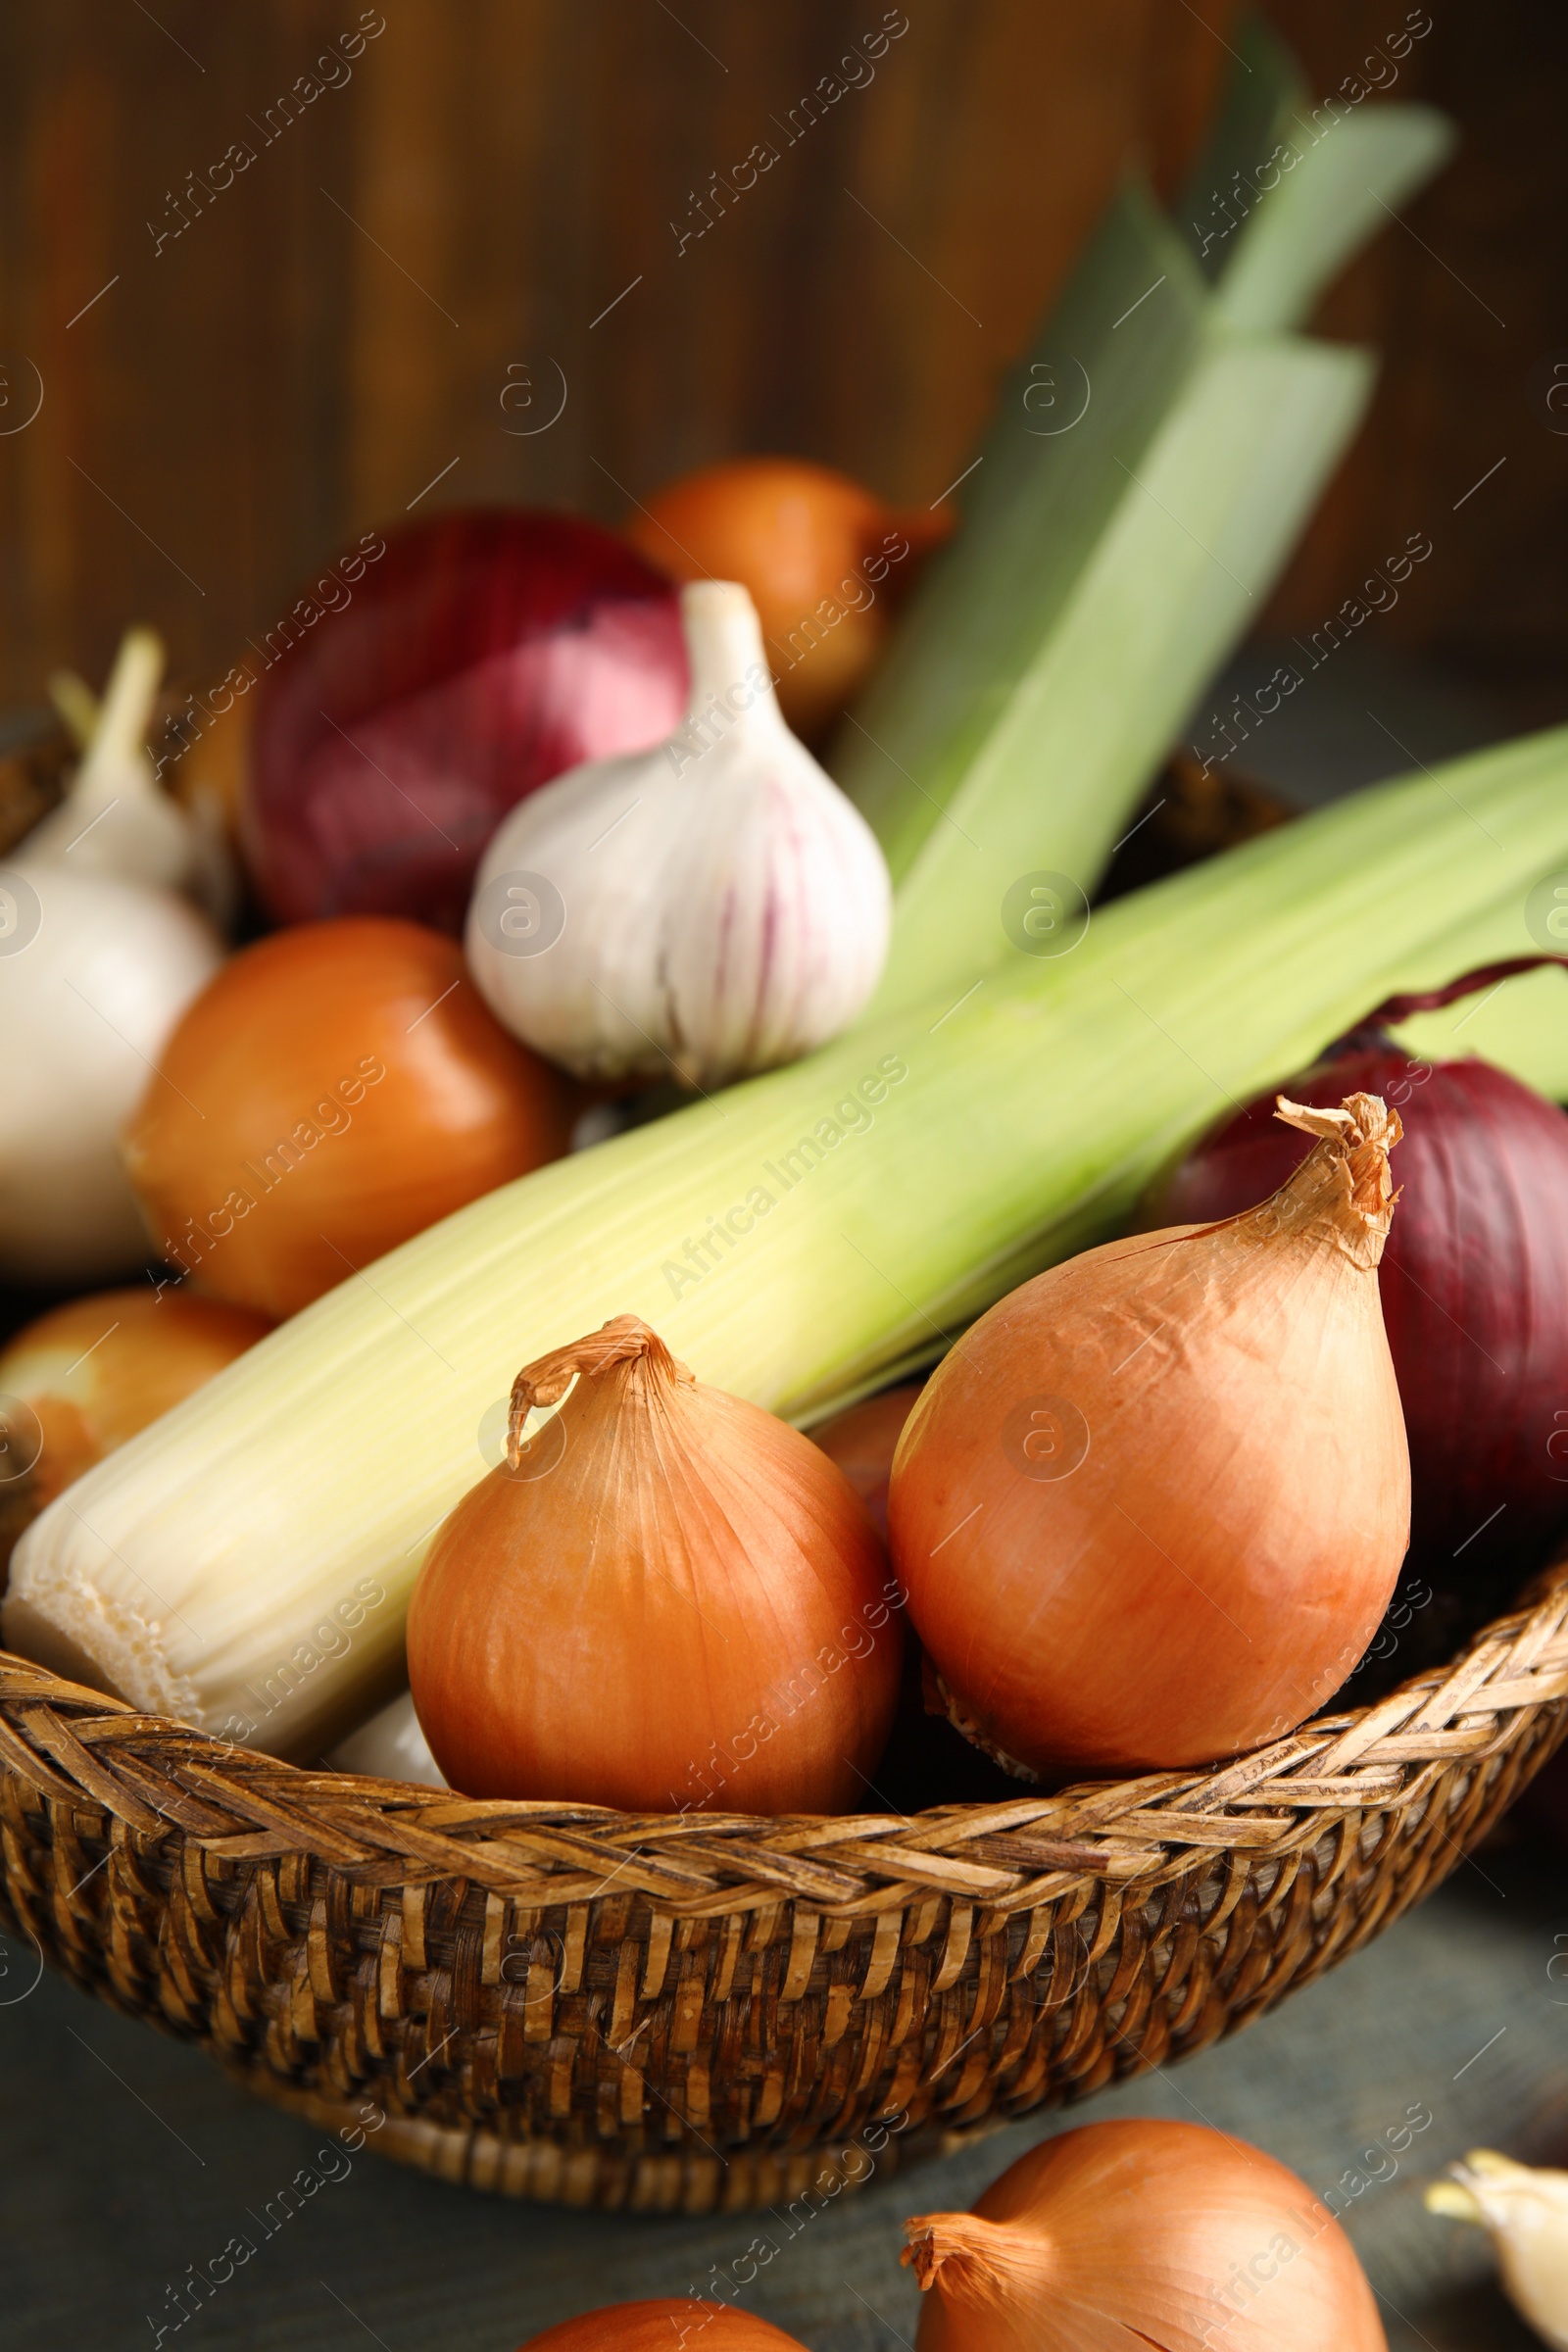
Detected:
[243,510,686,932]
[1150,959,1568,1586]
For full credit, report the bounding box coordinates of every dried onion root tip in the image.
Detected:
[409,1312,903,1812]
[921,1657,1039,1784]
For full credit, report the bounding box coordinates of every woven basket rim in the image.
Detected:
[4,1551,1566,1917]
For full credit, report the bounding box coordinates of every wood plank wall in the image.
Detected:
[0,1,1561,721]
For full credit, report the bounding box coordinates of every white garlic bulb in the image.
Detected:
[27,627,198,895]
[1427,2150,1568,2348]
[466,580,892,1090]
[0,624,222,1282]
[0,863,221,1282]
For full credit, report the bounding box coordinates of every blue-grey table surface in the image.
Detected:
[4,1828,1564,2352]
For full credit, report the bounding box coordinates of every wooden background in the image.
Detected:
[0,0,1562,722]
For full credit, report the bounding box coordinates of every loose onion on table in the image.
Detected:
[0,1288,270,1515]
[1149,961,1568,1587]
[889,1092,1410,1776]
[519,2307,808,2352]
[122,916,575,1320]
[625,456,951,738]
[407,1315,902,1811]
[243,510,688,932]
[905,2119,1387,2350]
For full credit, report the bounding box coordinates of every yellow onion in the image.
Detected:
[407,1315,901,1810]
[122,915,575,1319]
[0,1287,270,1515]
[0,1287,269,1581]
[519,2307,807,2352]
[905,2120,1387,2350]
[624,457,951,739]
[889,1092,1409,1775]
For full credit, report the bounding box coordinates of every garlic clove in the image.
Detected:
[24,627,198,897]
[1427,2150,1568,2349]
[466,580,891,1090]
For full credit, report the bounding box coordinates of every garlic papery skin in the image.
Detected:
[24,627,197,895]
[466,579,892,1089]
[1427,2151,1568,2348]
[0,863,222,1283]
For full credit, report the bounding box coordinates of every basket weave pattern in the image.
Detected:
[4,1562,1567,2213]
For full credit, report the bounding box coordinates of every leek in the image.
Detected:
[839,24,1452,1016]
[866,329,1370,1019]
[12,724,1568,1758]
[1179,16,1455,334]
[836,182,1210,892]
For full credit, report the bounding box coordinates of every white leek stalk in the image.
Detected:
[9,725,1568,1754]
[1427,2151,1568,2349]
[467,581,890,1089]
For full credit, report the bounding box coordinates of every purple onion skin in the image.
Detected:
[1151,1037,1568,1584]
[245,510,688,934]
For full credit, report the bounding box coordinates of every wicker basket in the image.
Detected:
[3,1559,1566,2216]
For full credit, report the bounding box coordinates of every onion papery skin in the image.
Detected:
[810,1384,923,1542]
[244,511,687,932]
[905,2121,1386,2352]
[122,917,575,1320]
[1152,1037,1568,1582]
[625,459,950,739]
[407,1318,902,1811]
[888,1100,1409,1775]
[0,1289,270,1513]
[520,2306,808,2352]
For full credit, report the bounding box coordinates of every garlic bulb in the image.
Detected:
[466,580,891,1089]
[0,862,222,1282]
[26,627,198,894]
[1428,2151,1568,2348]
